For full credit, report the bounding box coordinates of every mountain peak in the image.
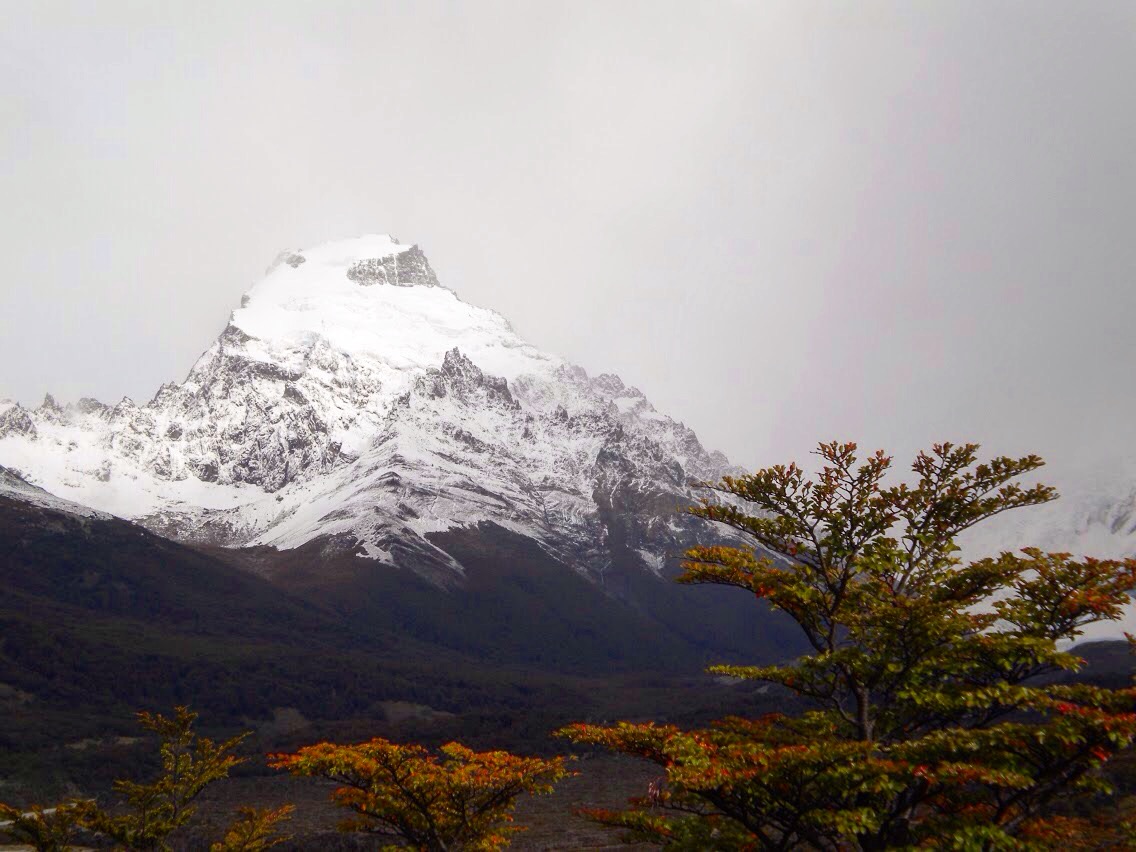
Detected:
[227,236,557,382]
[266,234,410,269]
[0,234,739,586]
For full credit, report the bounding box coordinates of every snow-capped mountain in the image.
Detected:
[0,235,734,584]
[954,456,1136,641]
[959,458,1136,564]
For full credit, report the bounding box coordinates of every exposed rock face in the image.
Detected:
[0,235,738,585]
[266,251,307,274]
[347,245,440,288]
[0,404,37,439]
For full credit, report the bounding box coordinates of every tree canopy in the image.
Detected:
[271,736,569,851]
[561,441,1136,849]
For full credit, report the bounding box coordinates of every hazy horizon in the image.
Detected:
[2,1,1134,475]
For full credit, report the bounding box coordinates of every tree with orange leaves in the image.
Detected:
[270,737,568,851]
[560,442,1136,849]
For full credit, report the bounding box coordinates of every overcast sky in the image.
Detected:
[1,1,1133,476]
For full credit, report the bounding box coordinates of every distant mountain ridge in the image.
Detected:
[960,452,1136,563]
[3,235,1132,612]
[0,235,735,587]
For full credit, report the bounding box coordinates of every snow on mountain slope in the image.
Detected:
[956,455,1136,641]
[0,464,113,520]
[959,460,1136,563]
[236,236,557,382]
[0,236,733,583]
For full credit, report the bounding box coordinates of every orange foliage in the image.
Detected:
[270,737,569,851]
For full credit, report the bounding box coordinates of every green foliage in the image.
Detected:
[0,800,87,851]
[209,805,294,852]
[77,707,248,850]
[0,707,291,852]
[271,736,570,850]
[561,442,1136,849]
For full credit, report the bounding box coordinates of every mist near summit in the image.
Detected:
[1,1,1133,481]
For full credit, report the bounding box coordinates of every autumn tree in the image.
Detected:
[561,442,1136,849]
[270,736,569,850]
[0,707,291,852]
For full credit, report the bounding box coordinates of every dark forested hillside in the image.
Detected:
[0,495,796,802]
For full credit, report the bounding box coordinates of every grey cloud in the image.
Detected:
[1,0,1133,478]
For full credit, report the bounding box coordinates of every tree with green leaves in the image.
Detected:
[79,706,251,849]
[561,442,1136,849]
[0,707,291,852]
[209,805,295,852]
[0,801,89,852]
[270,737,569,850]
